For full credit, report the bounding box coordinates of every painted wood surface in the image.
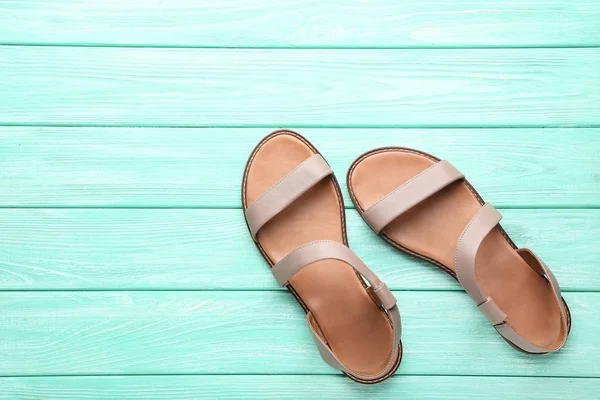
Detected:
[1,209,597,291]
[0,291,596,376]
[2,47,599,128]
[1,0,598,398]
[1,127,598,208]
[1,1,599,48]
[1,376,598,400]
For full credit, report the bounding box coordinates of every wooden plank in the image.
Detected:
[1,375,597,399]
[0,1,599,48]
[2,47,599,127]
[0,291,595,376]
[0,209,597,292]
[1,127,598,208]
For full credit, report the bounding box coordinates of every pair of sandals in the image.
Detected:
[242,130,571,384]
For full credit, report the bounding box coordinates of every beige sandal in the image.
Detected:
[242,131,402,383]
[347,147,570,354]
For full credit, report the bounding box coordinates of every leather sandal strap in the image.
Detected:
[245,154,333,241]
[513,248,569,351]
[455,203,568,353]
[272,240,401,380]
[363,161,463,233]
[455,203,502,306]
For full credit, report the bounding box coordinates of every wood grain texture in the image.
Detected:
[1,375,598,399]
[0,291,596,376]
[1,127,598,208]
[0,1,599,48]
[1,0,598,397]
[0,209,597,291]
[2,47,599,127]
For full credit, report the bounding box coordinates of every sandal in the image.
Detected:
[347,147,570,354]
[242,131,402,383]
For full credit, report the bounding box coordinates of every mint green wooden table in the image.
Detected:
[1,1,599,398]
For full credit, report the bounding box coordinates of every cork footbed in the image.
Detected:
[242,132,400,382]
[347,148,568,352]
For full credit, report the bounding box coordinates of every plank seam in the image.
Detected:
[2,125,600,130]
[2,43,600,50]
[0,206,597,210]
[2,123,600,129]
[0,290,595,294]
[0,373,598,379]
[0,288,594,293]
